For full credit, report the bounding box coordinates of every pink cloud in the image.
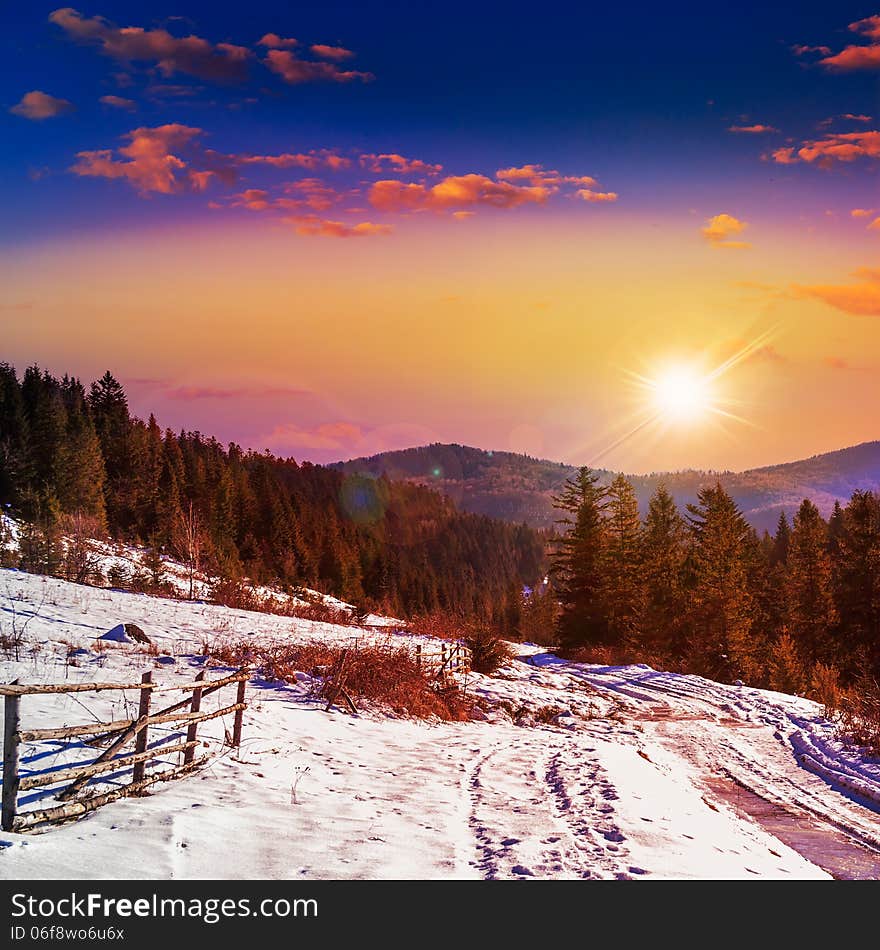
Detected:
[50,7,251,82]
[359,153,443,176]
[795,268,880,316]
[310,44,355,61]
[10,90,74,120]
[258,33,298,49]
[577,189,618,202]
[791,44,832,56]
[99,94,136,110]
[238,150,351,171]
[70,124,232,195]
[284,215,391,238]
[264,421,364,451]
[728,124,779,134]
[264,49,373,84]
[818,15,880,71]
[770,131,880,167]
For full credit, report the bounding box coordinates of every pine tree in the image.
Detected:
[603,474,644,647]
[785,499,837,665]
[686,483,754,681]
[835,491,880,674]
[550,467,608,648]
[770,512,791,567]
[641,484,689,659]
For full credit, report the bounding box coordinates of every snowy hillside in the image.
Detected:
[1,569,880,879]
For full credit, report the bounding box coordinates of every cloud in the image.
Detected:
[795,268,880,316]
[770,131,880,167]
[869,217,880,232]
[99,94,136,110]
[70,124,235,195]
[851,208,876,217]
[284,215,391,238]
[258,33,298,49]
[817,15,880,71]
[264,49,373,84]
[359,153,442,176]
[701,213,750,249]
[50,8,251,82]
[10,90,74,120]
[577,189,618,202]
[165,383,310,401]
[791,44,832,56]
[495,164,598,189]
[264,421,364,451]
[311,44,355,61]
[369,173,551,213]
[238,150,351,171]
[728,124,779,134]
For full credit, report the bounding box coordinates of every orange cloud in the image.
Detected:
[770,131,880,167]
[795,268,880,316]
[258,33,298,49]
[851,208,876,217]
[70,124,234,195]
[264,49,372,84]
[818,15,880,71]
[369,174,551,213]
[577,189,618,202]
[359,153,442,176]
[495,164,598,190]
[869,217,880,232]
[311,44,355,61]
[99,94,136,110]
[701,213,750,249]
[238,150,351,171]
[728,124,779,134]
[10,90,74,119]
[284,215,391,238]
[50,8,251,82]
[791,44,832,56]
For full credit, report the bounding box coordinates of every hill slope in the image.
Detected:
[333,441,880,532]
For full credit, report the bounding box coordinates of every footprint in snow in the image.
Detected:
[510,865,534,877]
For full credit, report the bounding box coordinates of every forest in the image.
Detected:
[0,363,545,620]
[544,466,880,694]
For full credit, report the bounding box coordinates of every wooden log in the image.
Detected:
[0,669,250,697]
[232,677,246,747]
[18,740,196,791]
[12,754,215,831]
[185,671,204,765]
[132,672,152,784]
[20,718,137,742]
[2,681,21,832]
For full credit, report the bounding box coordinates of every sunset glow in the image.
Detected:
[2,3,879,473]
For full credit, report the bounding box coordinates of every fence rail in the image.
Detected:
[1,667,249,832]
[414,641,471,678]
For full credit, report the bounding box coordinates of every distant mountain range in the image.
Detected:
[332,441,880,533]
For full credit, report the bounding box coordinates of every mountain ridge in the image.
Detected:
[332,440,880,533]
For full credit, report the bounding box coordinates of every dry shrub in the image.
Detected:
[206,638,470,721]
[558,643,642,667]
[809,662,843,718]
[408,610,465,641]
[835,675,880,755]
[464,623,513,675]
[534,704,564,724]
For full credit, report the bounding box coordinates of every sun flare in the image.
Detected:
[650,366,713,424]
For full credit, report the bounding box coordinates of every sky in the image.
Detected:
[2,2,880,473]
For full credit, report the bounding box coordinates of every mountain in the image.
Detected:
[333,441,880,533]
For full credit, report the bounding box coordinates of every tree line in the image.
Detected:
[0,363,545,619]
[548,467,880,691]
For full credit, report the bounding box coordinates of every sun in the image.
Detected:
[650,365,713,424]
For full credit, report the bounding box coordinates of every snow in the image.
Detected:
[1,568,879,879]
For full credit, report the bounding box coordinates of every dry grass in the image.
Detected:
[205,638,471,721]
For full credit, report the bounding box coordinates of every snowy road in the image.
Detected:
[2,571,880,879]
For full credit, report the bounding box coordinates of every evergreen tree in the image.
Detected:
[603,474,644,647]
[686,483,754,681]
[770,512,791,567]
[550,467,608,648]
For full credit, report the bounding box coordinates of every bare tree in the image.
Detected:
[173,502,203,600]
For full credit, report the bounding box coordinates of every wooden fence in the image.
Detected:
[1,667,249,832]
[414,641,471,679]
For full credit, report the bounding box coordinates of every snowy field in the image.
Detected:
[1,569,880,880]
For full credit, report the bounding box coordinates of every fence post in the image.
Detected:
[2,681,20,832]
[132,672,152,784]
[232,676,246,748]
[184,671,204,765]
[416,645,422,672]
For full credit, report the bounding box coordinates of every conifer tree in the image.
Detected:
[550,467,608,647]
[604,474,644,646]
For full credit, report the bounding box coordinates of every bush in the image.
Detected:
[206,638,471,721]
[464,623,513,675]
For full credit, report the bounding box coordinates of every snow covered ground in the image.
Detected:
[1,568,879,880]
